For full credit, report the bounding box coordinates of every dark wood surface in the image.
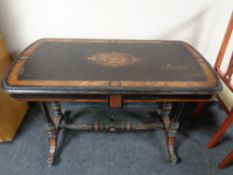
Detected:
[2,39,221,97]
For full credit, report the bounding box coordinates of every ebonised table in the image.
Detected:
[2,39,221,166]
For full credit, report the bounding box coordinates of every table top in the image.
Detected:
[2,39,221,97]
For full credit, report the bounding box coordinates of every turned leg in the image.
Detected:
[218,149,233,169]
[161,103,171,131]
[167,121,180,164]
[161,102,184,164]
[208,110,233,148]
[193,102,205,117]
[40,102,57,166]
[53,101,64,128]
[161,102,177,164]
[40,101,64,166]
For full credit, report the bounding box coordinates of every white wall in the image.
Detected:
[0,0,232,65]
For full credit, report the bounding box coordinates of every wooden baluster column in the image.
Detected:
[40,102,57,166]
[40,101,64,166]
[161,102,184,164]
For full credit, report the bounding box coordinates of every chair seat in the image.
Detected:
[219,79,233,112]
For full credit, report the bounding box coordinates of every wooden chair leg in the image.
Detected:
[218,149,233,169]
[193,102,206,117]
[208,110,233,148]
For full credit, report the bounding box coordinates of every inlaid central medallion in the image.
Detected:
[85,52,141,67]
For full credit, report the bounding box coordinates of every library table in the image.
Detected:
[2,39,221,166]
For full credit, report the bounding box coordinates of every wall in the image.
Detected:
[0,0,232,65]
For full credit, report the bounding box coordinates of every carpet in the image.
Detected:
[0,102,233,175]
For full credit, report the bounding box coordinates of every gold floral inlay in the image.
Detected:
[86,52,141,67]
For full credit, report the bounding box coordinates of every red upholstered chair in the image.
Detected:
[195,13,233,169]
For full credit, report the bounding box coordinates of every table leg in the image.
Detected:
[161,102,184,164]
[53,101,64,128]
[40,101,64,167]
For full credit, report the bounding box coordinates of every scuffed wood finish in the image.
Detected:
[1,39,222,167]
[3,39,220,96]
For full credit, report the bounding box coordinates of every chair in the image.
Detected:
[195,12,233,169]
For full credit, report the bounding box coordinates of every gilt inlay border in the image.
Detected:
[7,39,217,88]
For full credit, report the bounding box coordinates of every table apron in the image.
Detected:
[10,94,216,103]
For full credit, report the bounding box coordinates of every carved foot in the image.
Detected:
[168,138,178,164]
[167,122,179,164]
[46,124,57,167]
